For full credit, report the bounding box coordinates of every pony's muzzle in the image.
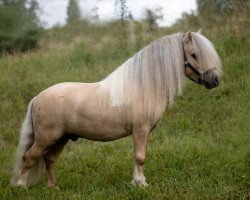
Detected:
[203,73,220,89]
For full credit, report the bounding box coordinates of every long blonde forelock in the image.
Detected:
[191,32,222,74]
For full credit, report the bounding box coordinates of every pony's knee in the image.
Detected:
[135,153,145,165]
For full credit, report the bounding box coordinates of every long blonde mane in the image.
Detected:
[99,32,221,127]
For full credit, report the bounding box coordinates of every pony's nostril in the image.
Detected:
[214,77,219,85]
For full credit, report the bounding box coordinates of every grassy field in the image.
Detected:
[0,25,249,199]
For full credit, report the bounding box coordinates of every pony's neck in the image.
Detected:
[100,33,186,125]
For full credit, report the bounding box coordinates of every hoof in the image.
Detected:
[14,179,27,188]
[131,179,148,187]
[48,184,60,190]
[53,186,60,191]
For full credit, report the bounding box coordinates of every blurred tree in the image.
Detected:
[128,11,135,49]
[29,0,39,18]
[67,0,81,24]
[115,0,128,21]
[114,0,129,57]
[0,0,25,6]
[198,0,250,15]
[197,0,249,36]
[144,7,163,32]
[0,0,40,53]
[91,6,99,21]
[173,11,200,30]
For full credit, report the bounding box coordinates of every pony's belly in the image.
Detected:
[66,118,130,141]
[76,129,131,142]
[66,110,131,141]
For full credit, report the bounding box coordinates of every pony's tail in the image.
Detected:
[11,98,44,186]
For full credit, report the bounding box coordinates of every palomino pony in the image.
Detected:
[11,31,222,188]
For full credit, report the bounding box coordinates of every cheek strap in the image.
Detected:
[184,62,203,85]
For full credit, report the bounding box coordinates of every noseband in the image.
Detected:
[183,43,216,85]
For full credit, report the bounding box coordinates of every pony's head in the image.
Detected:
[183,30,222,89]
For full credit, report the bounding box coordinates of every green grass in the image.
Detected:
[0,27,249,199]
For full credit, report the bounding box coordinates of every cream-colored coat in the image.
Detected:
[33,82,131,142]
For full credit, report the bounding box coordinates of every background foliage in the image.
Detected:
[0,0,40,54]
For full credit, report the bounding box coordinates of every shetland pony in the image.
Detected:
[11,31,222,188]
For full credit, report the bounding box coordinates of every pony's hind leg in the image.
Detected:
[131,125,150,187]
[44,136,69,189]
[16,127,64,187]
[16,141,46,187]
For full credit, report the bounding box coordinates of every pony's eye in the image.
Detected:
[191,53,197,59]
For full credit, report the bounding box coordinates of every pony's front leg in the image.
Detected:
[131,125,149,187]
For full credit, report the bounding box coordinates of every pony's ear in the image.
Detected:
[183,31,192,43]
[197,29,202,34]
